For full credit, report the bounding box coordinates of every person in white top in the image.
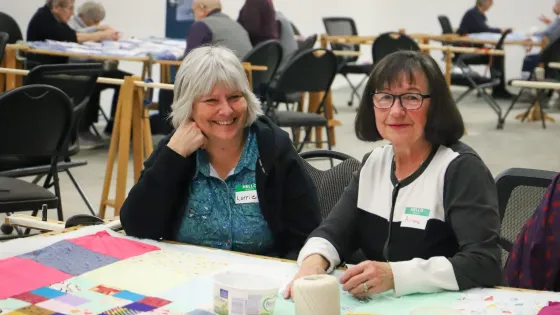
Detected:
[284,50,501,299]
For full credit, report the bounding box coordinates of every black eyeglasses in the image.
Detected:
[372,92,431,110]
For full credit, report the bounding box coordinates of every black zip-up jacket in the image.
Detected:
[120,116,321,259]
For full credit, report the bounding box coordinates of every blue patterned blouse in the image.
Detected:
[177,130,275,255]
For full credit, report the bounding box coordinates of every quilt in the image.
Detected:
[2,229,560,315]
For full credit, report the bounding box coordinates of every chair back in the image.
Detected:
[299,150,361,219]
[297,34,317,52]
[26,63,103,154]
[0,85,73,159]
[274,48,338,94]
[0,12,23,44]
[323,17,360,63]
[495,168,558,266]
[372,32,421,64]
[438,15,454,34]
[242,40,283,95]
[26,63,103,107]
[0,32,8,63]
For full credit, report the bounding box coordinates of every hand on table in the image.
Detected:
[340,260,395,298]
[284,254,328,299]
[167,120,207,157]
[100,29,120,41]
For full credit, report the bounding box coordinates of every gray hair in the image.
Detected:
[78,1,106,23]
[170,46,263,128]
[194,0,222,10]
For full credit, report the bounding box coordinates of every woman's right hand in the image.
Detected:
[167,120,206,157]
[283,255,329,299]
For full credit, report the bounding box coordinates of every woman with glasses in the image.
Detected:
[284,50,501,298]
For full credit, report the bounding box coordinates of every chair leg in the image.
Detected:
[32,174,45,184]
[297,126,313,152]
[66,170,96,216]
[536,90,547,129]
[325,123,334,168]
[342,75,364,106]
[455,88,474,104]
[499,88,527,129]
[52,174,64,221]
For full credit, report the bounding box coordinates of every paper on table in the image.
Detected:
[453,288,560,315]
[467,32,540,43]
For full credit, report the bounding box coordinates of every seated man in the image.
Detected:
[457,0,504,35]
[185,0,252,59]
[456,0,512,98]
[522,0,560,74]
[27,0,119,148]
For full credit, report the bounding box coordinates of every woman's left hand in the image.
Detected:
[339,261,395,298]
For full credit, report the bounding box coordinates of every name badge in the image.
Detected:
[235,184,258,204]
[400,207,431,230]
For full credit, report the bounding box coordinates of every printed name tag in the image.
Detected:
[235,184,258,204]
[400,207,431,230]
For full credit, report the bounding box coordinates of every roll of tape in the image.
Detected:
[292,274,340,315]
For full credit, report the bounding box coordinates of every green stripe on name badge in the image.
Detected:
[235,184,256,192]
[404,207,431,217]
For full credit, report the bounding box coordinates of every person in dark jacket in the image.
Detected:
[285,51,502,299]
[456,0,512,99]
[120,46,321,260]
[457,0,503,35]
[237,0,277,45]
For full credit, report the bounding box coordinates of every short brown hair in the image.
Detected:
[355,50,464,146]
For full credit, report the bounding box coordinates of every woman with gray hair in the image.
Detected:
[67,1,111,33]
[120,46,321,259]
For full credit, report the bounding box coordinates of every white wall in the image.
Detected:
[0,0,554,88]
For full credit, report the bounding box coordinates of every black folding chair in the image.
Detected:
[371,32,420,63]
[3,63,104,216]
[266,48,338,153]
[438,15,454,35]
[0,85,74,236]
[0,12,23,44]
[272,34,318,111]
[500,37,560,129]
[495,168,557,267]
[242,40,283,99]
[323,17,372,106]
[450,30,512,128]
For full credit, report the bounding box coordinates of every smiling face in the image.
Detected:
[191,84,247,142]
[374,71,430,149]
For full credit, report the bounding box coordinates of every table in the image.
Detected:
[1,224,558,315]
